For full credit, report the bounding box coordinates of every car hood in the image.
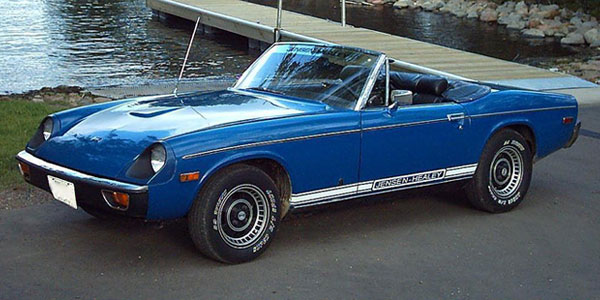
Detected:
[34,89,328,180]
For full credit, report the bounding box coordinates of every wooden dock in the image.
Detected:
[147,0,597,91]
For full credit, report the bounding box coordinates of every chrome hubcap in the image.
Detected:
[489,145,523,200]
[216,184,270,249]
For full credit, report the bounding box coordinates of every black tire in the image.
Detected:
[188,164,281,264]
[466,129,533,213]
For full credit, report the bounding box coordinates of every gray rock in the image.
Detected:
[515,1,528,16]
[480,8,498,22]
[540,4,559,12]
[93,97,112,103]
[422,0,443,11]
[498,12,522,25]
[79,97,93,106]
[561,32,586,44]
[393,0,411,9]
[570,17,583,26]
[32,95,44,103]
[496,1,515,14]
[554,31,566,38]
[45,94,65,102]
[575,21,598,34]
[453,10,467,18]
[522,28,546,38]
[467,11,479,19]
[584,28,600,45]
[582,20,599,28]
[560,8,572,19]
[507,20,526,30]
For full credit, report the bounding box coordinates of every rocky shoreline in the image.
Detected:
[353,0,600,84]
[387,0,600,47]
[0,86,113,107]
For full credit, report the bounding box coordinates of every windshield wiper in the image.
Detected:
[245,87,286,95]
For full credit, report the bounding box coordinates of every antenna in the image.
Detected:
[173,16,201,96]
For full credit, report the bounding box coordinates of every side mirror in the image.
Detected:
[390,90,413,108]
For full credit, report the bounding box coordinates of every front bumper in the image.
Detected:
[16,151,148,218]
[564,121,581,148]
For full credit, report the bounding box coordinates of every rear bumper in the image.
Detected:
[564,122,581,148]
[16,151,148,218]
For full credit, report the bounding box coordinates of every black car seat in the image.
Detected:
[389,72,449,105]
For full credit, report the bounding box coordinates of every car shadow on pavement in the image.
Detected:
[0,181,504,268]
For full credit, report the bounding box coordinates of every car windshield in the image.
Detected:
[235,44,381,109]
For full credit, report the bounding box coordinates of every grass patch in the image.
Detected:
[0,100,70,189]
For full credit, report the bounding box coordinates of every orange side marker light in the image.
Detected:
[180,171,200,182]
[18,162,30,179]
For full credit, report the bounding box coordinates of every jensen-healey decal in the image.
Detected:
[373,169,446,191]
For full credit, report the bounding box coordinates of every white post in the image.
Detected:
[275,0,283,42]
[277,0,283,29]
[341,0,346,27]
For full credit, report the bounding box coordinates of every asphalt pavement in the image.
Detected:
[1,105,599,300]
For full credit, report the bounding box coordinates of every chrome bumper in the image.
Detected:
[16,151,147,193]
[564,122,581,149]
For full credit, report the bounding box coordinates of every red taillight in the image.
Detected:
[563,116,574,124]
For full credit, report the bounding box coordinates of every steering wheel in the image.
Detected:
[331,84,360,101]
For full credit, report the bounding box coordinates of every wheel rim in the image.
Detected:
[216,184,270,249]
[489,144,524,200]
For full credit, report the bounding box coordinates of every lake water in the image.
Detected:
[0,0,578,94]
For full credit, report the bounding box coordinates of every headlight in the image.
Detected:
[150,144,166,173]
[42,118,53,140]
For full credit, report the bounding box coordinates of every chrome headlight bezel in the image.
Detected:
[42,118,54,141]
[150,144,166,173]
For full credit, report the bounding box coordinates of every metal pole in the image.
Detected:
[341,0,346,27]
[276,0,283,29]
[174,16,201,95]
[274,0,283,42]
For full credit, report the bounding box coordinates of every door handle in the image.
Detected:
[447,113,465,122]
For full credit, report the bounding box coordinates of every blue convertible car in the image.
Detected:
[17,43,580,263]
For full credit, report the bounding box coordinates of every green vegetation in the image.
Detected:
[0,100,69,189]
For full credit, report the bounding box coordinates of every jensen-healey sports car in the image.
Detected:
[17,42,581,263]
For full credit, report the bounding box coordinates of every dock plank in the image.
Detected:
[147,0,595,89]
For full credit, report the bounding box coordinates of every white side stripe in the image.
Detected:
[445,163,478,178]
[290,163,478,205]
[291,185,358,203]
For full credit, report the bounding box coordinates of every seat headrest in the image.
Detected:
[389,72,448,96]
[339,65,369,80]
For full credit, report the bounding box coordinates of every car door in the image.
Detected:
[359,102,476,192]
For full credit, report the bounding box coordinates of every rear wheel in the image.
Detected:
[188,164,281,263]
[466,129,533,213]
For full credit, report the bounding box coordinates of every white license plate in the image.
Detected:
[47,175,77,209]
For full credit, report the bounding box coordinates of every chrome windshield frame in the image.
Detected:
[233,42,384,110]
[353,54,387,111]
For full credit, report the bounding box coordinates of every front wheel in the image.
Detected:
[188,164,281,263]
[466,129,533,213]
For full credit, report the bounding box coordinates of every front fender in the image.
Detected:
[194,150,293,196]
[156,150,293,219]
